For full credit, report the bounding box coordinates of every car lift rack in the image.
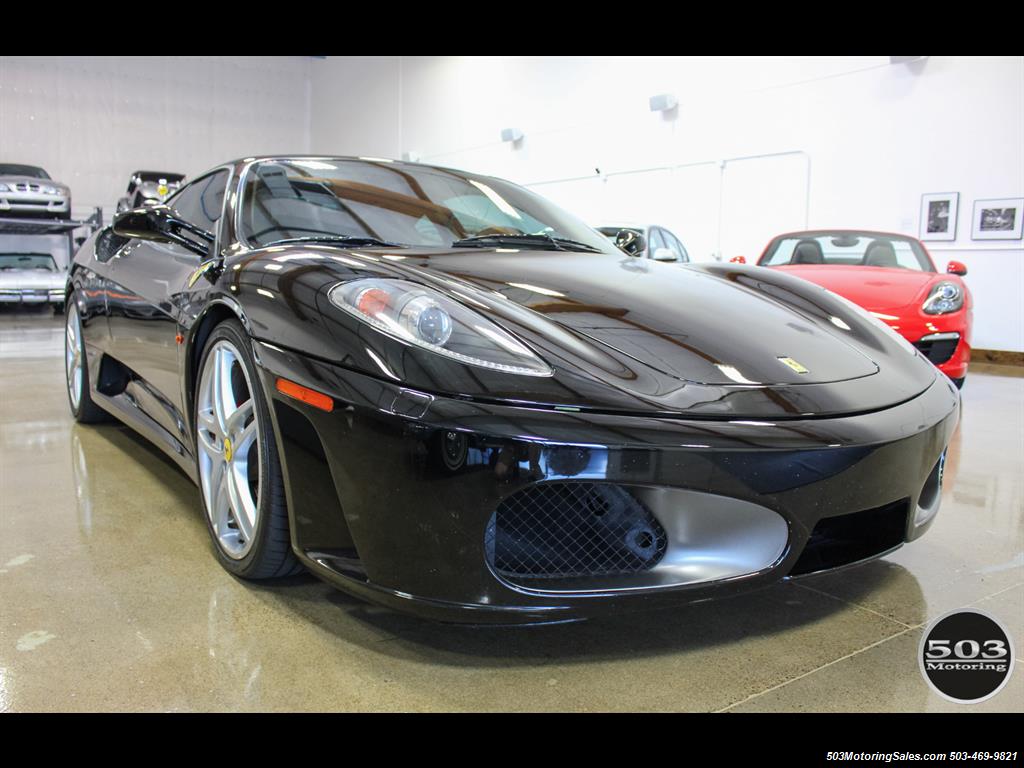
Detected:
[0,208,105,262]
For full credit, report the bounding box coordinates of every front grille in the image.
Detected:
[485,482,668,582]
[914,336,959,364]
[13,183,42,193]
[789,499,909,576]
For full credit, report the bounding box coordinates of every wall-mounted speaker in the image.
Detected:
[648,93,678,112]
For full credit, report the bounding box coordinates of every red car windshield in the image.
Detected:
[760,233,934,272]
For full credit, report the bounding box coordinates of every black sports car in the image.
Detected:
[65,156,959,624]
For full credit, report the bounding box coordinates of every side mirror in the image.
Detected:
[946,260,968,276]
[614,229,646,257]
[729,255,747,264]
[112,205,214,258]
[652,247,677,262]
[113,206,173,242]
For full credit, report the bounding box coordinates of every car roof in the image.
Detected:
[132,170,185,180]
[221,155,476,179]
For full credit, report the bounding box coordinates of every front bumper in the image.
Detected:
[915,332,970,380]
[888,309,972,380]
[0,289,65,305]
[254,341,960,624]
[0,192,70,216]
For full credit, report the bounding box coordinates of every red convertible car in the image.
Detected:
[752,230,972,387]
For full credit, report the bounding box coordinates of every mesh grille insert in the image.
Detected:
[913,337,958,365]
[485,482,668,582]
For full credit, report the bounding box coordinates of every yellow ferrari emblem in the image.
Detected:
[778,356,809,374]
[157,184,169,197]
[224,437,233,463]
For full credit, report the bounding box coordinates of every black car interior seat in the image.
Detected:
[864,240,899,268]
[791,239,825,264]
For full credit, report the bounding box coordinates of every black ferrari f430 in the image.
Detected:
[65,156,959,623]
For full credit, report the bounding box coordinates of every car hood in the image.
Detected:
[0,175,69,190]
[0,269,65,289]
[235,246,940,418]
[770,264,941,312]
[413,251,880,386]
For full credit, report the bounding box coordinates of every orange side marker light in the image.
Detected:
[275,378,335,412]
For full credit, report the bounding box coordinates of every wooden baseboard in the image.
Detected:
[973,349,1024,366]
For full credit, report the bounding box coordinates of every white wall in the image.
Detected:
[3,56,1020,351]
[310,56,1024,352]
[310,56,400,159]
[0,56,312,214]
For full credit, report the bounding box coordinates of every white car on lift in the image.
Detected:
[0,252,66,312]
[598,223,690,263]
[0,164,72,219]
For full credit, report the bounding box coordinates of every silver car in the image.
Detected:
[598,224,690,263]
[0,252,66,312]
[116,170,185,213]
[0,164,71,219]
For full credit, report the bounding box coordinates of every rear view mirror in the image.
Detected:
[946,260,968,276]
[614,229,646,257]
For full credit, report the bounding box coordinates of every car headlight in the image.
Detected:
[0,183,9,192]
[41,185,60,196]
[329,278,553,376]
[922,281,963,315]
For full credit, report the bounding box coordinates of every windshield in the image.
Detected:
[0,164,50,179]
[760,233,934,272]
[0,253,58,271]
[238,158,615,252]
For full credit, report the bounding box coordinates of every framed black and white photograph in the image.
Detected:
[919,192,959,241]
[971,197,1024,240]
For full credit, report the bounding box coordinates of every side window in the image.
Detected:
[646,228,665,258]
[168,170,229,234]
[666,231,688,262]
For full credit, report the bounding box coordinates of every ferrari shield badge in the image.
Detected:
[778,356,809,374]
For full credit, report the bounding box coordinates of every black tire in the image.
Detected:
[53,302,65,315]
[952,376,965,389]
[194,319,302,579]
[65,293,107,424]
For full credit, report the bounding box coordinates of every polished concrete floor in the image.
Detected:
[1,307,1021,712]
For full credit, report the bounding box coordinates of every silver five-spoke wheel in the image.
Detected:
[65,305,83,411]
[197,339,262,559]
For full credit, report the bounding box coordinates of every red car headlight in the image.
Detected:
[922,282,964,315]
